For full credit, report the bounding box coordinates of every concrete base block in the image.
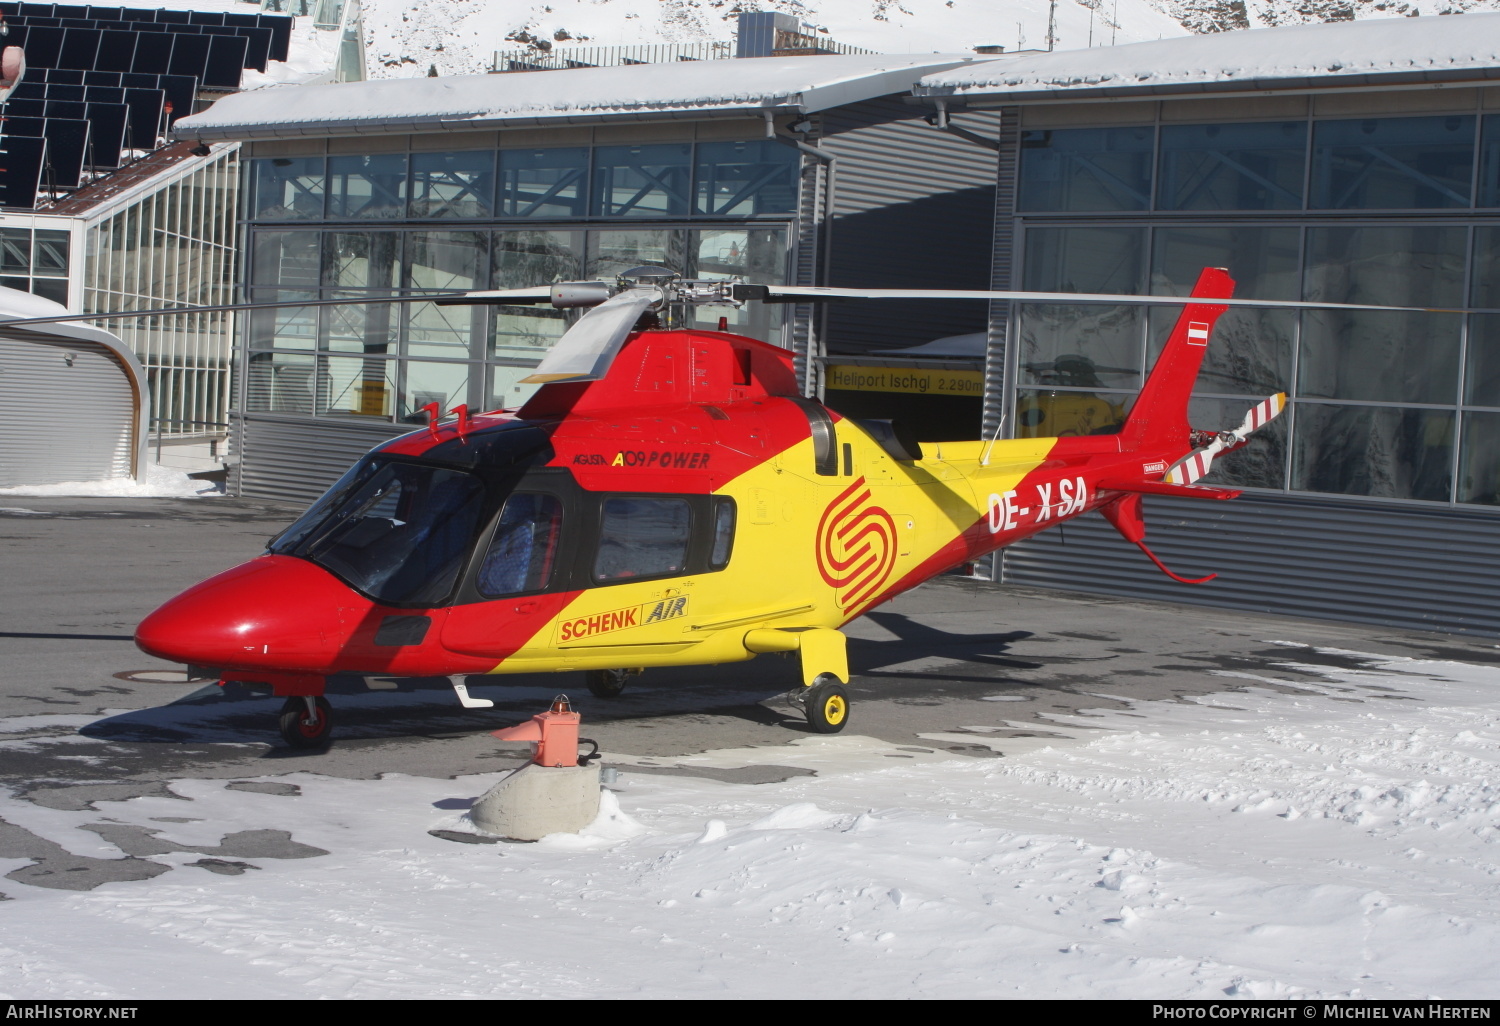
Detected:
[470,762,602,841]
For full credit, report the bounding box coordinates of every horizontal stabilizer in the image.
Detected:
[1096,479,1242,501]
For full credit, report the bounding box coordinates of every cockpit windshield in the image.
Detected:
[269,459,487,606]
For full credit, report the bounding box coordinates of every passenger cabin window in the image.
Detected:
[594,497,691,581]
[710,499,735,569]
[478,493,563,597]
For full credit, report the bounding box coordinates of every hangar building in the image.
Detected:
[172,53,1002,501]
[913,15,1500,636]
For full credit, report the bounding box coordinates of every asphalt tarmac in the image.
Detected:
[3,495,1496,890]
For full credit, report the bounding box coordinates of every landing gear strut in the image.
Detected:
[278,695,332,748]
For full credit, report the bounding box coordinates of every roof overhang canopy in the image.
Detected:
[174,53,979,141]
[914,13,1500,104]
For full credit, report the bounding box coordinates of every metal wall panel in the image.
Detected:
[1000,494,1500,637]
[234,412,408,507]
[820,98,998,350]
[983,106,1021,439]
[0,334,135,486]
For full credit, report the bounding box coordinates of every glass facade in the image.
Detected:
[0,227,71,304]
[1014,110,1500,508]
[243,137,798,423]
[83,147,240,438]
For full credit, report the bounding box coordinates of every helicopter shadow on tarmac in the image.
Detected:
[77,611,1092,749]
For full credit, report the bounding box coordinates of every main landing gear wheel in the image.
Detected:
[586,668,634,699]
[278,696,332,748]
[804,677,849,734]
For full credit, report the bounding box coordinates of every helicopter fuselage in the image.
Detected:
[135,326,1206,698]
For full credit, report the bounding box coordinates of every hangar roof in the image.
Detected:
[174,53,979,140]
[915,14,1500,103]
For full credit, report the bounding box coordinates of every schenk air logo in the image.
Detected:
[558,597,689,643]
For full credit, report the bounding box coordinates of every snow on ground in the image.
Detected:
[1,644,1498,998]
[0,464,222,499]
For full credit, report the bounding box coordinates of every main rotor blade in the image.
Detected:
[433,286,554,306]
[0,291,472,331]
[749,285,1456,314]
[519,288,660,384]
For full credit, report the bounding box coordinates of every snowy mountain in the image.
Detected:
[1158,0,1500,33]
[356,0,1500,81]
[359,0,1190,79]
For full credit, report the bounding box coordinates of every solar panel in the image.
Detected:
[83,6,123,19]
[79,82,120,102]
[42,98,85,120]
[53,4,89,17]
[0,135,46,209]
[3,97,44,117]
[57,25,100,68]
[256,14,292,63]
[41,66,84,84]
[81,100,126,166]
[116,72,194,124]
[130,30,172,75]
[20,25,63,66]
[94,28,136,72]
[166,32,208,80]
[203,33,247,88]
[205,24,269,72]
[44,81,85,100]
[122,86,163,148]
[7,115,88,187]
[8,80,46,99]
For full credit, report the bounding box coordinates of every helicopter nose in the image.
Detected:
[135,555,363,673]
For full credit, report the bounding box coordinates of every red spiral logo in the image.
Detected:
[816,477,898,611]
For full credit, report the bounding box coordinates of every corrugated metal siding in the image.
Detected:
[984,106,1021,438]
[235,413,408,506]
[792,142,828,395]
[0,335,136,487]
[1001,495,1500,637]
[821,98,998,350]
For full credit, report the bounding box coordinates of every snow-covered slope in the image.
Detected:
[360,0,1191,79]
[357,0,1500,81]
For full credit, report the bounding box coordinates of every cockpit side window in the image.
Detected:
[477,493,563,597]
[278,460,487,606]
[709,498,735,569]
[593,497,691,582]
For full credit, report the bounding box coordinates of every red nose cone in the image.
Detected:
[136,555,371,674]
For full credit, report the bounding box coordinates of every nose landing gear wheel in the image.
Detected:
[804,678,849,734]
[586,668,635,699]
[278,696,332,748]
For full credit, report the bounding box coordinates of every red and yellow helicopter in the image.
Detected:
[0,266,1413,746]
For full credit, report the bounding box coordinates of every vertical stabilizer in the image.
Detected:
[1119,267,1234,451]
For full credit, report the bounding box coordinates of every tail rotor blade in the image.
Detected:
[1163,391,1287,486]
[1228,391,1287,445]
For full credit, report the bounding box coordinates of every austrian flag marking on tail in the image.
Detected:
[1186,322,1211,347]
